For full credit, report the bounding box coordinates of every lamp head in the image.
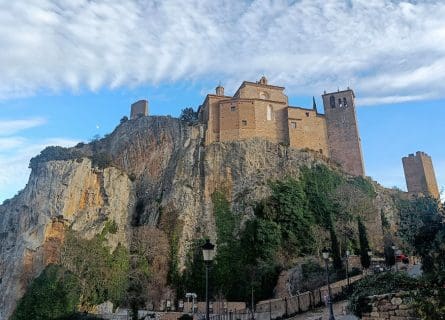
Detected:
[202,239,215,262]
[322,247,330,260]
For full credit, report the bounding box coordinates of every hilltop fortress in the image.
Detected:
[130,76,440,198]
[197,76,365,176]
[131,76,366,176]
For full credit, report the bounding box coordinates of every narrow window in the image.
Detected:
[305,112,310,117]
[242,120,247,126]
[231,106,236,112]
[338,98,342,107]
[343,97,348,107]
[291,121,296,128]
[267,105,273,121]
[330,95,335,108]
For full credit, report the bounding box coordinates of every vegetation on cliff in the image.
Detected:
[178,164,378,302]
[11,264,81,320]
[398,196,445,319]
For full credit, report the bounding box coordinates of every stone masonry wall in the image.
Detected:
[287,107,329,156]
[361,292,419,320]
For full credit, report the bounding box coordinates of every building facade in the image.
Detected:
[402,151,440,199]
[198,77,365,176]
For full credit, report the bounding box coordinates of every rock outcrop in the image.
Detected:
[0,116,398,319]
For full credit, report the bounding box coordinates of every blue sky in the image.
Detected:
[1,0,445,202]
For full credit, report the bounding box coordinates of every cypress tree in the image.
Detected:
[358,218,371,269]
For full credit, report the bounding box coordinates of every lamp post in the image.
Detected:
[322,248,336,320]
[202,239,215,320]
[345,250,350,287]
[367,250,373,274]
[391,245,398,272]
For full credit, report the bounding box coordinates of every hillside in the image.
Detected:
[0,116,402,319]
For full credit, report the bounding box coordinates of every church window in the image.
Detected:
[291,121,296,128]
[259,91,269,100]
[330,95,335,108]
[338,98,342,107]
[343,97,348,107]
[267,105,273,121]
[231,106,236,112]
[242,120,247,126]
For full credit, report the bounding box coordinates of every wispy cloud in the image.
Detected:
[0,1,445,105]
[0,118,46,135]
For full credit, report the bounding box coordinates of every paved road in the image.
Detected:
[288,300,358,320]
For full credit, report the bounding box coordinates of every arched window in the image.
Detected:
[330,95,335,108]
[338,98,342,107]
[267,105,273,121]
[259,91,269,100]
[343,97,348,107]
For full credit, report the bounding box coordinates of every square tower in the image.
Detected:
[322,89,365,176]
[402,151,440,199]
[130,100,149,119]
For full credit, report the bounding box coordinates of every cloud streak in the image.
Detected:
[0,118,46,135]
[1,0,445,104]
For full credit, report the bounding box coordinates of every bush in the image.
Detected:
[29,146,84,170]
[11,265,81,320]
[91,152,113,169]
[348,272,418,317]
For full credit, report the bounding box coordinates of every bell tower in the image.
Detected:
[322,88,365,176]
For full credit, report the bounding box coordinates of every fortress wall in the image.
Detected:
[287,108,329,155]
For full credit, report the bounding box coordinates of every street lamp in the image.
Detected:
[322,248,336,320]
[345,250,350,287]
[391,245,398,272]
[202,239,215,320]
[367,250,373,274]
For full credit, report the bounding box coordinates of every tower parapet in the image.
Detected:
[402,151,440,199]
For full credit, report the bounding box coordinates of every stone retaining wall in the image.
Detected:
[361,292,419,320]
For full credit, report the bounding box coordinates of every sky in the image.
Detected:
[1,0,445,202]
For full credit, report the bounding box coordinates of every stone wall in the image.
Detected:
[287,107,329,156]
[254,275,363,320]
[361,292,419,320]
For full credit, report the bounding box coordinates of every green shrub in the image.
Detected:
[11,265,81,320]
[348,272,418,317]
[29,146,84,170]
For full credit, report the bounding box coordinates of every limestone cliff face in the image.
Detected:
[0,116,393,319]
[0,159,132,320]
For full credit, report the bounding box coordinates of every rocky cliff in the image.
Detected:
[0,116,400,319]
